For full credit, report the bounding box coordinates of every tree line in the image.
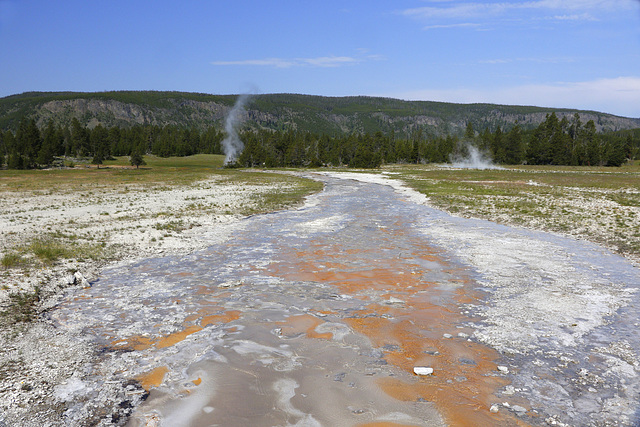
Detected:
[0,117,225,169]
[0,112,637,170]
[235,112,637,168]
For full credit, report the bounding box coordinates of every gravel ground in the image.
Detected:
[0,175,293,426]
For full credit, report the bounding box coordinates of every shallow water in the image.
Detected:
[49,174,640,426]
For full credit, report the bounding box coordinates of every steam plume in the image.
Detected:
[222,94,251,164]
[450,143,502,170]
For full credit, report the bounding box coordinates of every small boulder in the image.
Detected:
[74,271,90,288]
[413,366,434,376]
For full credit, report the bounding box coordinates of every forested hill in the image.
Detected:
[1,91,639,138]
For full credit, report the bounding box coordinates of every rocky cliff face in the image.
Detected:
[2,92,638,135]
[35,98,230,129]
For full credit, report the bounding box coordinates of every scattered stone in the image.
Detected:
[387,297,404,304]
[503,385,515,395]
[73,271,90,288]
[61,274,76,286]
[218,281,242,288]
[512,405,527,414]
[457,332,469,338]
[490,404,500,413]
[442,333,453,339]
[382,344,400,351]
[497,365,509,374]
[413,366,434,376]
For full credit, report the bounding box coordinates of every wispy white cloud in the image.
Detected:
[479,56,576,64]
[389,76,640,118]
[399,0,633,26]
[423,22,482,30]
[302,56,358,67]
[212,54,381,69]
[547,13,598,21]
[479,59,512,64]
[211,58,297,68]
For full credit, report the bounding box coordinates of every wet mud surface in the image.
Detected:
[48,173,640,426]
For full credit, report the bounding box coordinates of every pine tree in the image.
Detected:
[70,118,90,157]
[505,124,523,164]
[492,126,505,163]
[584,120,601,166]
[464,122,475,140]
[130,150,146,169]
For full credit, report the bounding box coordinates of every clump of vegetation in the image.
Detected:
[29,238,71,263]
[25,236,109,265]
[0,288,40,324]
[1,252,28,269]
[153,220,189,233]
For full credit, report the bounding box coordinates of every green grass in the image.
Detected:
[0,154,227,193]
[0,288,40,324]
[225,171,324,215]
[387,163,640,259]
[1,252,28,269]
[29,238,72,263]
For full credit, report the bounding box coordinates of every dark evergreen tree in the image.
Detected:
[70,118,90,157]
[491,126,505,163]
[130,150,146,168]
[584,120,601,166]
[464,122,475,140]
[91,151,104,168]
[504,124,524,165]
[604,137,626,166]
[90,125,109,162]
[479,128,492,153]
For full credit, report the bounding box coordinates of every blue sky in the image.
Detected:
[1,0,640,117]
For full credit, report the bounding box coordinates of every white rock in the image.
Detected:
[503,385,515,395]
[497,365,509,374]
[413,366,434,376]
[61,274,76,286]
[443,333,453,339]
[73,271,90,288]
[387,297,404,304]
[512,405,527,414]
[490,404,500,413]
[218,281,241,288]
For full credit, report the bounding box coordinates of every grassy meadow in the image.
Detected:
[388,161,640,260]
[0,154,323,211]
